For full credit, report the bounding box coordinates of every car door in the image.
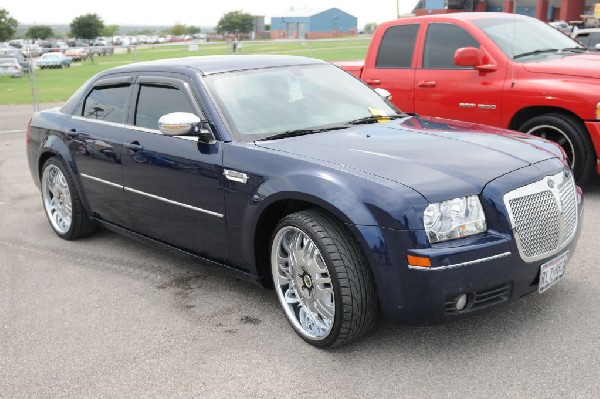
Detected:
[66,76,133,227]
[120,75,230,262]
[414,22,503,126]
[361,23,419,113]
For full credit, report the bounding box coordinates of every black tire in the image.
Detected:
[40,157,97,240]
[271,209,378,348]
[518,113,595,185]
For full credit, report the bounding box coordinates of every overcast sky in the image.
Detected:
[3,0,420,28]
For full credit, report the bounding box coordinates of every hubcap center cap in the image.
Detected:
[297,270,314,296]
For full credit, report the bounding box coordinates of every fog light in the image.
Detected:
[456,293,468,311]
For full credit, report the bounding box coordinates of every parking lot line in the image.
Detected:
[0,129,25,134]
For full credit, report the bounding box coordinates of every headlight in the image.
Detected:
[424,195,487,243]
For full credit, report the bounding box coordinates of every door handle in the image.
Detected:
[365,79,381,86]
[124,141,143,152]
[64,128,79,137]
[418,81,437,88]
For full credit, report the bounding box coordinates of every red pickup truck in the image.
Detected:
[338,12,600,184]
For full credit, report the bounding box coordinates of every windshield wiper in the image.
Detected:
[559,47,588,53]
[348,114,408,125]
[513,48,559,59]
[257,126,349,141]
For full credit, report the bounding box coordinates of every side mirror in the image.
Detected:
[595,43,600,50]
[454,47,482,67]
[454,46,497,72]
[374,87,392,100]
[158,112,201,136]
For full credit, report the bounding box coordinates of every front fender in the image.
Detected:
[222,143,428,274]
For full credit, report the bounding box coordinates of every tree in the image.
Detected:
[216,11,254,34]
[186,25,201,34]
[101,24,119,37]
[364,22,378,34]
[171,23,186,36]
[0,8,18,42]
[26,25,54,40]
[70,13,104,40]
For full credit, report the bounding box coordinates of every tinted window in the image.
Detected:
[82,85,129,123]
[574,32,590,46]
[135,84,196,130]
[376,24,419,68]
[423,23,479,69]
[589,33,600,48]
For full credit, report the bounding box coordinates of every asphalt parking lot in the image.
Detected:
[1,104,599,398]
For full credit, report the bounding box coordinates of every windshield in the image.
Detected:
[473,16,583,59]
[204,63,397,141]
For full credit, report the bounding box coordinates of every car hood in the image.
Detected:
[254,116,561,201]
[522,53,600,79]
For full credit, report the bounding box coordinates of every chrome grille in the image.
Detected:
[504,170,578,262]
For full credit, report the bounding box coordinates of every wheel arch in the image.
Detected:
[253,196,367,288]
[509,105,591,148]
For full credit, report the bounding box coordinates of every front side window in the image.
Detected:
[376,24,419,68]
[134,84,196,130]
[82,85,129,123]
[423,23,480,69]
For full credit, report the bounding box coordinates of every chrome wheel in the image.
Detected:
[42,164,72,234]
[272,226,335,340]
[527,124,575,169]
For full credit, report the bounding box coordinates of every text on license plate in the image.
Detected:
[539,251,569,294]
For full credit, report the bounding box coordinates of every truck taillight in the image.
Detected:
[596,102,600,120]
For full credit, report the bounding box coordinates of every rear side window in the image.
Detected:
[574,33,590,46]
[376,24,419,68]
[134,84,196,130]
[422,23,479,69]
[589,33,600,48]
[82,85,129,123]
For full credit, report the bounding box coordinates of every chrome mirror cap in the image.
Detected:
[158,112,201,136]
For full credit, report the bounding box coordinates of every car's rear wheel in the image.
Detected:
[271,209,377,347]
[518,113,595,185]
[41,157,96,240]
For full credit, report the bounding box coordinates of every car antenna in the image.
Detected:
[511,1,517,88]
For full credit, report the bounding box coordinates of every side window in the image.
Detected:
[134,84,196,130]
[575,33,590,46]
[376,24,419,68]
[589,33,600,48]
[82,85,129,123]
[423,23,479,69]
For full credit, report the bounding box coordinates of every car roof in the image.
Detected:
[106,55,327,76]
[574,28,600,34]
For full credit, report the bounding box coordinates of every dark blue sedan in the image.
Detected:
[26,55,582,347]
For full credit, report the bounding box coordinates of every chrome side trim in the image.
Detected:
[81,173,123,189]
[408,252,512,271]
[71,115,125,129]
[81,173,223,218]
[224,169,249,184]
[124,186,224,218]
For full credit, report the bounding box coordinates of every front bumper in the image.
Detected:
[356,161,583,324]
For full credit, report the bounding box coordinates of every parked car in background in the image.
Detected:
[0,57,24,77]
[572,28,600,50]
[549,20,572,33]
[26,55,582,347]
[36,52,72,69]
[0,49,29,73]
[64,47,88,61]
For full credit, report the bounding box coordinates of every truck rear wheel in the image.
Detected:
[518,113,595,185]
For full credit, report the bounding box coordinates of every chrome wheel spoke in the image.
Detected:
[283,286,300,304]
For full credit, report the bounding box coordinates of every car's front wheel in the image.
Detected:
[518,113,595,185]
[271,209,377,347]
[41,157,96,240]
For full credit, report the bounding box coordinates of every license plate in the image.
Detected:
[539,251,569,294]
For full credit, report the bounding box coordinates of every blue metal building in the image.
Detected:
[270,8,358,39]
